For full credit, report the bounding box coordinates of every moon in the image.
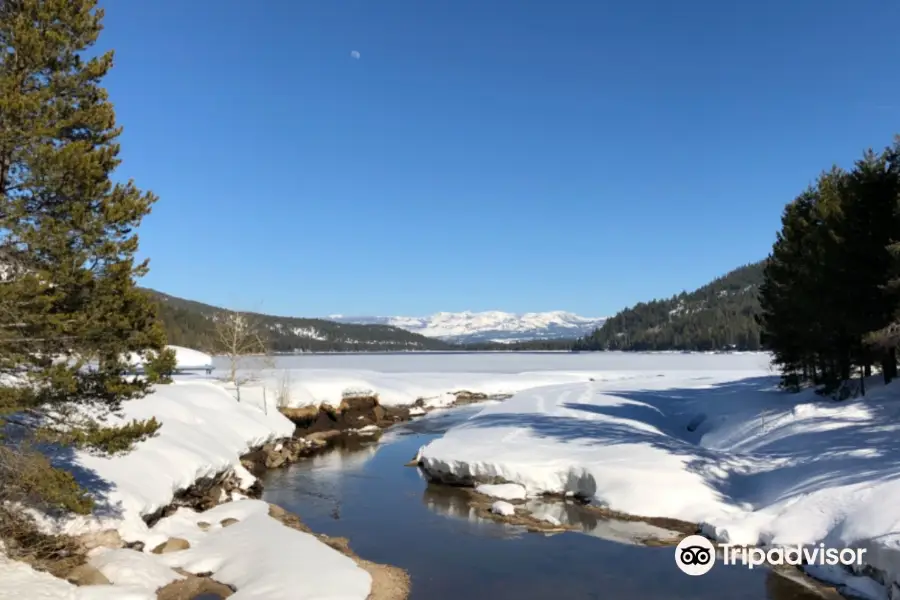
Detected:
[350,50,360,59]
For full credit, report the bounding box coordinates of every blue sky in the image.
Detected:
[98,0,899,318]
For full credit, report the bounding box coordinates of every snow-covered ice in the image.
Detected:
[418,354,900,594]
[219,351,773,411]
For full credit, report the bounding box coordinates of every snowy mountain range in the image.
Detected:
[328,311,607,344]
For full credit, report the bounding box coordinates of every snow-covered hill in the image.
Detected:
[329,311,607,344]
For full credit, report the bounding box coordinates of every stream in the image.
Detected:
[262,406,832,600]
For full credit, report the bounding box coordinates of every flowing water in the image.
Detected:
[263,406,833,600]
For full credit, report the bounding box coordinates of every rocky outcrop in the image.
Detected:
[144,469,249,527]
[240,438,318,476]
[279,396,410,436]
[451,390,490,405]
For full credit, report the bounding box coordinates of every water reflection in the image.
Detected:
[421,485,707,546]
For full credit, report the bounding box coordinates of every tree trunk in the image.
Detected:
[885,348,898,384]
[888,348,897,379]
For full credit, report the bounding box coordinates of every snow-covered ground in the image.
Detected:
[2,347,376,599]
[33,379,294,543]
[126,344,214,372]
[2,500,372,600]
[418,359,900,599]
[217,351,773,411]
[21,349,887,598]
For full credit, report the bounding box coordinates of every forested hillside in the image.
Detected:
[574,262,765,351]
[147,290,456,352]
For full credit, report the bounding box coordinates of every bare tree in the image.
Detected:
[213,310,269,386]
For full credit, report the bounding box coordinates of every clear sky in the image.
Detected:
[97,0,900,318]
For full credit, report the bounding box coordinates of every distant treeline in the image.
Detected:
[573,262,764,352]
[461,339,575,351]
[147,289,457,353]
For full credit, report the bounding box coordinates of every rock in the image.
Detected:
[307,430,341,444]
[144,469,245,526]
[157,573,235,599]
[66,564,111,586]
[197,521,211,531]
[152,537,191,554]
[245,479,264,499]
[382,405,410,423]
[453,390,488,405]
[77,529,123,552]
[124,540,145,552]
[220,518,239,528]
[265,452,286,469]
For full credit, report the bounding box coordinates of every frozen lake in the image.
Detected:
[232,351,775,374]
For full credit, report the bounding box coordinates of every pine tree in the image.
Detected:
[0,0,172,552]
[760,140,900,393]
[861,139,900,381]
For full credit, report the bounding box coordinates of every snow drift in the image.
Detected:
[36,379,294,543]
[7,376,377,599]
[419,365,900,598]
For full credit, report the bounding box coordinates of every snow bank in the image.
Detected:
[70,500,371,600]
[38,379,293,544]
[156,500,371,600]
[0,554,153,599]
[10,371,375,598]
[169,345,213,370]
[90,548,182,591]
[419,362,900,595]
[125,345,213,372]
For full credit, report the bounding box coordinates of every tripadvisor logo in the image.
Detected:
[674,535,868,575]
[675,535,715,576]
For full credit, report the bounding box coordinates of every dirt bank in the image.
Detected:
[268,503,410,600]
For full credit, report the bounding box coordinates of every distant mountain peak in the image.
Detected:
[330,310,607,343]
